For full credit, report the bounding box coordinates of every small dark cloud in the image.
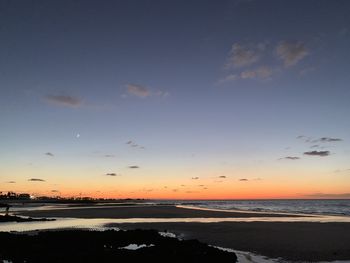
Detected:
[191,177,199,180]
[218,176,227,178]
[319,137,342,142]
[126,140,145,150]
[104,154,115,158]
[239,178,248,181]
[6,181,16,183]
[105,173,118,176]
[51,190,59,193]
[45,152,54,157]
[28,178,45,182]
[173,189,178,192]
[280,156,300,160]
[304,151,330,157]
[128,165,139,169]
[297,136,343,144]
[45,95,81,107]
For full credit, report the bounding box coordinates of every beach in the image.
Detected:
[15,204,350,262]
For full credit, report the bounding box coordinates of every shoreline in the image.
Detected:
[17,204,301,219]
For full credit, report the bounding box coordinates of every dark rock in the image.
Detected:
[0,229,237,262]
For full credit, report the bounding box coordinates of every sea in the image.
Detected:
[155,199,350,216]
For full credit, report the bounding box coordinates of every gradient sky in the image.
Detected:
[1,0,350,199]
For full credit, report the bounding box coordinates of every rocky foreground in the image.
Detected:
[0,229,237,263]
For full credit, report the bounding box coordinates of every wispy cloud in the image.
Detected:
[240,66,273,80]
[218,176,227,178]
[304,151,330,157]
[221,40,309,83]
[126,140,145,149]
[279,156,300,160]
[276,41,308,67]
[28,178,45,182]
[226,43,262,68]
[125,84,168,98]
[192,177,199,180]
[128,165,139,169]
[239,178,248,181]
[45,95,82,107]
[297,136,342,144]
[104,154,115,158]
[126,84,150,98]
[45,152,54,157]
[6,181,16,183]
[318,137,342,142]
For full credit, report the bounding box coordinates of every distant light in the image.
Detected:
[76,133,80,138]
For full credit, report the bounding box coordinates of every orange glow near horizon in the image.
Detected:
[2,165,349,200]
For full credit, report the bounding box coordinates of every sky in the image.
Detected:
[1,0,350,199]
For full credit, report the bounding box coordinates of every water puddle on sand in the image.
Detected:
[2,214,350,232]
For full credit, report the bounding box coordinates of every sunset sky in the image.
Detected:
[1,0,350,199]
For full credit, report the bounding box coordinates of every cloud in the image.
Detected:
[318,137,342,143]
[218,176,227,178]
[226,43,261,68]
[51,190,59,193]
[45,95,82,107]
[104,154,115,158]
[304,151,330,157]
[105,173,118,176]
[45,152,54,157]
[191,177,199,180]
[154,90,170,98]
[6,181,16,183]
[297,136,342,144]
[126,84,150,98]
[305,193,350,198]
[28,178,45,182]
[276,41,308,67]
[280,156,300,160]
[240,66,273,79]
[239,178,248,181]
[128,166,139,169]
[126,140,145,149]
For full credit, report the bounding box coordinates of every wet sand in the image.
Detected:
[109,221,350,262]
[18,204,298,218]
